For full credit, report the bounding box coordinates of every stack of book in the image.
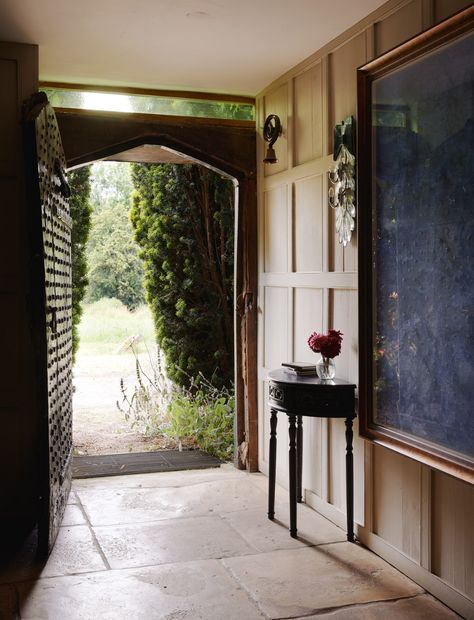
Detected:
[282,362,317,376]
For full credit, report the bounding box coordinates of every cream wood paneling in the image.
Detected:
[293,63,323,166]
[293,175,324,272]
[374,0,423,55]
[263,83,288,176]
[373,446,422,562]
[328,418,348,512]
[263,185,288,273]
[293,287,324,362]
[302,417,323,497]
[343,228,358,272]
[434,0,474,22]
[261,272,357,289]
[327,32,366,274]
[328,288,362,522]
[328,31,367,135]
[257,1,474,613]
[328,208,344,272]
[330,289,358,383]
[432,472,474,599]
[263,286,289,370]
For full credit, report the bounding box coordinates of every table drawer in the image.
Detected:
[268,381,354,417]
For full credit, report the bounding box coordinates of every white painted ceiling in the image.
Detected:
[0,0,387,96]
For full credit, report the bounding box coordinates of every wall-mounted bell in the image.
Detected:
[263,146,278,164]
[263,114,282,164]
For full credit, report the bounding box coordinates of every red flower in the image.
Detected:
[307,329,343,359]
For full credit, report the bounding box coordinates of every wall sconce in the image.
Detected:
[263,114,282,164]
[328,116,356,247]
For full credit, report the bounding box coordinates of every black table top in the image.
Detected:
[268,368,356,389]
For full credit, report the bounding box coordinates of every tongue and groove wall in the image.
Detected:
[256,0,473,616]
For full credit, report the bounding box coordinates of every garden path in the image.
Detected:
[72,351,175,455]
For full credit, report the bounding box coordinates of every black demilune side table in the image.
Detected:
[267,369,357,541]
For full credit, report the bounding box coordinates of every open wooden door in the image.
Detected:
[24,94,73,556]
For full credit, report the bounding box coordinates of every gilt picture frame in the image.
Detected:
[357,7,474,483]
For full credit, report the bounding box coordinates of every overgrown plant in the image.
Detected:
[165,381,235,460]
[117,348,234,461]
[69,166,93,363]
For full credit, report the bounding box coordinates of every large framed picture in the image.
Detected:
[357,6,474,483]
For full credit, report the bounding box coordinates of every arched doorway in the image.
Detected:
[26,104,258,556]
[55,108,258,476]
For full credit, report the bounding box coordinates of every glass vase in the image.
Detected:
[315,356,336,380]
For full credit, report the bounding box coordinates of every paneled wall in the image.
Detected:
[0,42,40,539]
[256,0,473,616]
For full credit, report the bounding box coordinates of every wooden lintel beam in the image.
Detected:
[55,108,256,180]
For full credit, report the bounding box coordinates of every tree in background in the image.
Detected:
[69,166,92,361]
[85,162,145,310]
[130,164,234,388]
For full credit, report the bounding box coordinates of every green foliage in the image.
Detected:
[69,166,92,362]
[117,352,234,461]
[130,163,234,388]
[165,388,234,460]
[86,162,145,310]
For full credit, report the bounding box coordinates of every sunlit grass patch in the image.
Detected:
[78,297,155,355]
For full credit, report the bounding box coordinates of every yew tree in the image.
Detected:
[69,166,92,362]
[130,163,234,388]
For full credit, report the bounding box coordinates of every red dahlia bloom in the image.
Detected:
[307,329,343,358]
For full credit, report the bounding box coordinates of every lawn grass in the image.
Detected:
[78,297,155,355]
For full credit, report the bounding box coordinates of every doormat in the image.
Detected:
[72,450,221,479]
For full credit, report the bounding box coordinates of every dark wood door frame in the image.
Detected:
[55,107,258,471]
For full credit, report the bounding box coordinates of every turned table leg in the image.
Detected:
[296,415,303,503]
[268,409,278,520]
[345,416,354,542]
[288,414,298,537]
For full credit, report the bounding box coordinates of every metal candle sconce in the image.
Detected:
[263,114,282,164]
[328,116,356,247]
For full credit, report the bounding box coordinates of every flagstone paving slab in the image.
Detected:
[0,468,462,619]
[222,502,346,552]
[296,593,461,618]
[61,503,87,527]
[76,476,268,526]
[223,543,423,618]
[93,514,256,569]
[0,525,106,584]
[18,559,266,620]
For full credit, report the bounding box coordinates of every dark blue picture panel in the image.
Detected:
[372,30,474,460]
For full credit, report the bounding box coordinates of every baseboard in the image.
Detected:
[305,489,348,531]
[303,489,473,618]
[356,528,474,619]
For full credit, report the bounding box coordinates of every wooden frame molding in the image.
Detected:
[357,6,474,484]
[41,81,255,105]
[56,107,259,471]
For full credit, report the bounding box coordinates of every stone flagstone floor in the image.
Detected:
[0,465,461,619]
